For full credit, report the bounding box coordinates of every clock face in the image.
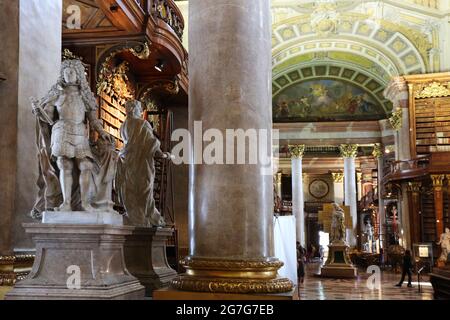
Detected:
[309,179,329,199]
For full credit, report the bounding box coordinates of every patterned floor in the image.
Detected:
[298,262,434,300]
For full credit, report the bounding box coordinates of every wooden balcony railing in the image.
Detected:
[382,154,430,184]
[151,0,184,40]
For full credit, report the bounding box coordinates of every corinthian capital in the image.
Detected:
[332,172,344,183]
[339,144,358,158]
[372,143,383,158]
[288,144,305,159]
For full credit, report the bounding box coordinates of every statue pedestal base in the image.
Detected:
[5,222,145,300]
[123,227,177,296]
[320,242,357,278]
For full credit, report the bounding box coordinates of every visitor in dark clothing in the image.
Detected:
[395,250,413,288]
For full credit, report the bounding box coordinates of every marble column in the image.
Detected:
[373,144,385,249]
[171,0,292,294]
[385,77,412,249]
[289,145,306,247]
[0,0,62,257]
[339,144,358,247]
[332,173,344,206]
[431,175,445,239]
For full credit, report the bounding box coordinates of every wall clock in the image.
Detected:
[309,179,329,199]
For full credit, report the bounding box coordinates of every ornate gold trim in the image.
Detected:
[171,276,293,294]
[0,255,34,286]
[173,257,293,293]
[288,144,305,159]
[431,174,445,190]
[331,172,344,183]
[389,108,402,131]
[372,143,383,158]
[180,257,284,271]
[415,81,450,99]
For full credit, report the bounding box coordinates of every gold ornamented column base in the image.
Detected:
[0,255,35,286]
[170,257,293,294]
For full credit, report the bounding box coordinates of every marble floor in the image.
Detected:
[298,262,434,300]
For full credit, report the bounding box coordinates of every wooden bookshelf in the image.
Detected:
[99,92,126,150]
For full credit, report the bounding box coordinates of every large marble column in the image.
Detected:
[289,145,306,247]
[332,173,344,206]
[339,144,358,247]
[0,0,62,281]
[171,0,292,294]
[385,77,412,249]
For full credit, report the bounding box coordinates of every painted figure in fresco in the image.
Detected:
[31,59,115,214]
[116,100,172,227]
[437,227,450,263]
[330,203,346,243]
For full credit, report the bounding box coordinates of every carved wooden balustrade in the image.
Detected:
[382,154,430,184]
[151,0,184,40]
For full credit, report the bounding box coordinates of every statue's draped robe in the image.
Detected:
[117,118,164,227]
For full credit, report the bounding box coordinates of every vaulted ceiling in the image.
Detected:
[272,0,448,122]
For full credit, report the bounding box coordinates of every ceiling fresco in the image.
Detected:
[273,78,386,122]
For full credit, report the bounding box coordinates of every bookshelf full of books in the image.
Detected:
[99,92,126,150]
[415,97,450,154]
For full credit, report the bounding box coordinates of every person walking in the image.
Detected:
[395,249,413,288]
[296,242,306,285]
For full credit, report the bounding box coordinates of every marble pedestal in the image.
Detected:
[320,243,357,278]
[124,227,177,296]
[5,212,145,300]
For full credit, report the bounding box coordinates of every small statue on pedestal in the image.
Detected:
[30,59,116,215]
[116,100,172,227]
[330,203,346,243]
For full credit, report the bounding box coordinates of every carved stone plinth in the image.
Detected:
[320,242,357,278]
[5,222,145,300]
[123,227,177,296]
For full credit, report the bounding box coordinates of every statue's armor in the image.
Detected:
[50,88,94,159]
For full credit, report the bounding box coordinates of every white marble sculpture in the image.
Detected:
[116,100,172,227]
[437,227,450,263]
[330,203,346,243]
[31,59,115,214]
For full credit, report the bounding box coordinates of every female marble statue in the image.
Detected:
[31,59,114,214]
[116,100,171,227]
[330,203,346,243]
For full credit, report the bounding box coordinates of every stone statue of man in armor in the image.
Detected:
[31,59,113,212]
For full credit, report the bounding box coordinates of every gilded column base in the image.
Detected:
[170,257,293,294]
[0,255,34,286]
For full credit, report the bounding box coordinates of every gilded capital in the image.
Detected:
[339,144,358,158]
[407,182,421,193]
[276,172,282,184]
[357,172,362,182]
[372,143,383,158]
[331,173,344,183]
[288,144,306,159]
[389,108,402,131]
[431,175,445,190]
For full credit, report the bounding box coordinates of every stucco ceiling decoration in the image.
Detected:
[271,0,442,121]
